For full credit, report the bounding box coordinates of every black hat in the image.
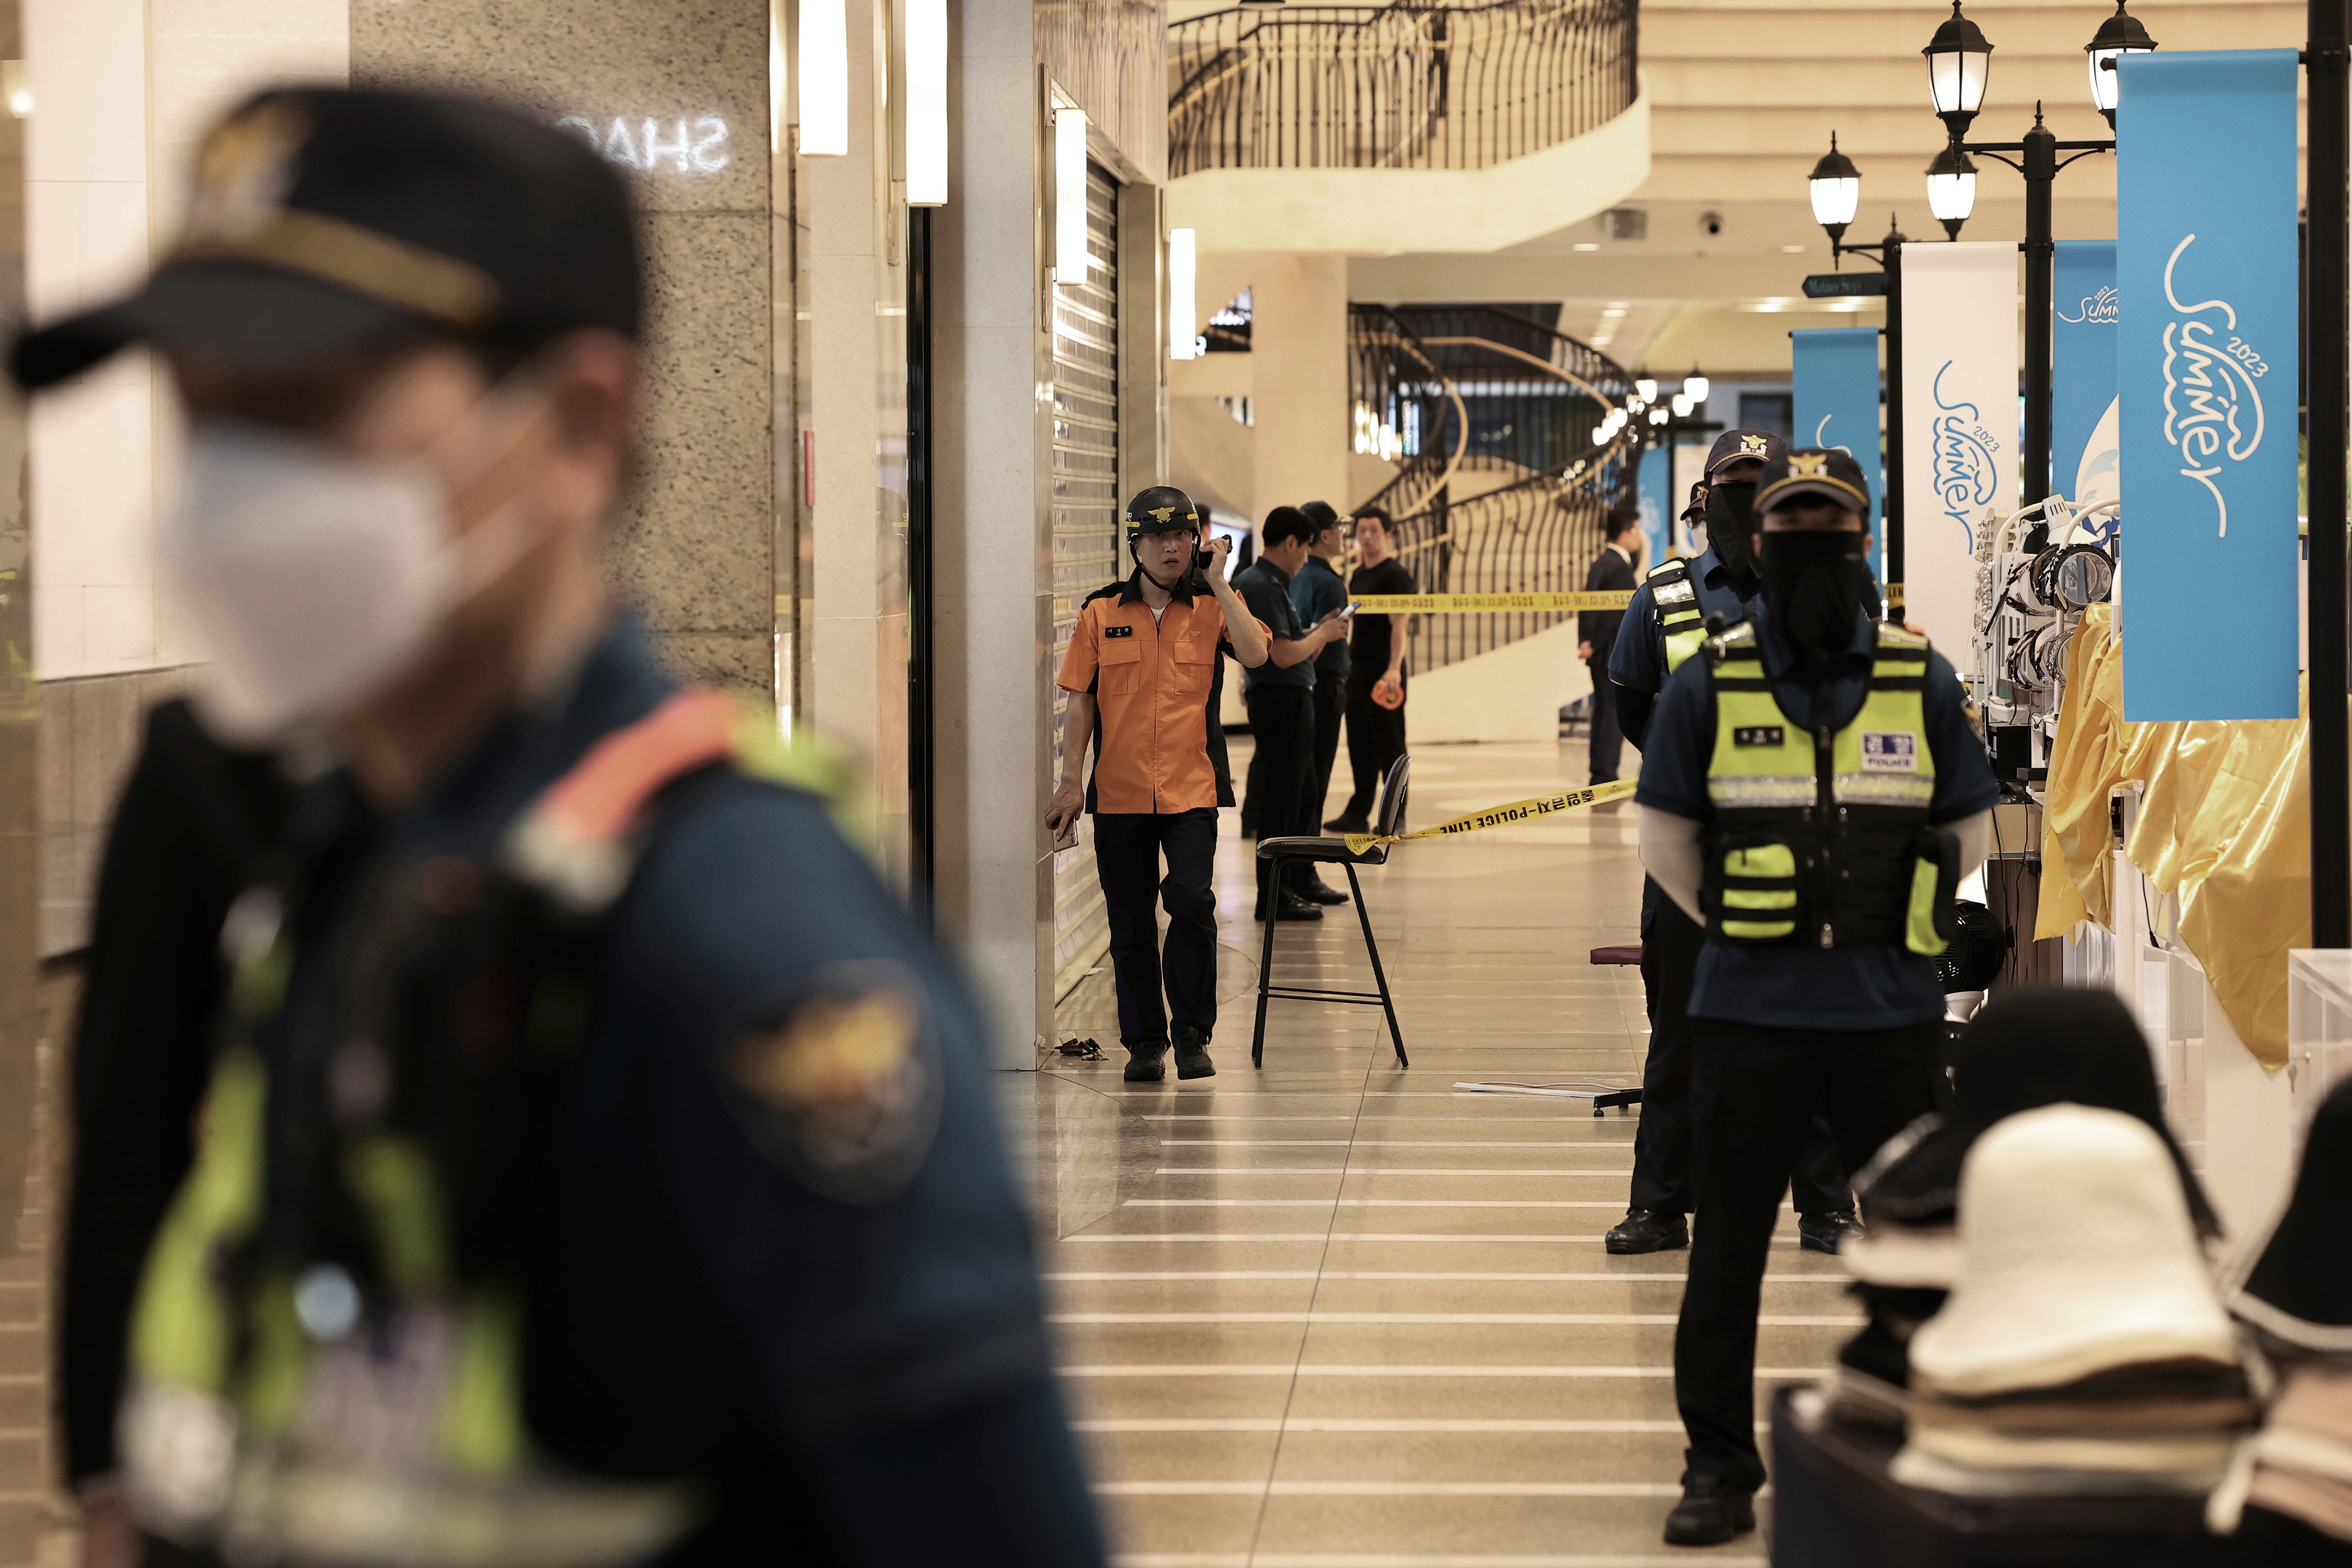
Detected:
[1857,987,2219,1236]
[1757,447,1871,515]
[1125,485,1203,536]
[1704,428,1787,476]
[11,87,641,391]
[2227,1077,2352,1352]
[1300,500,1343,532]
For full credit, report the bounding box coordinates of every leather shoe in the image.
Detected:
[1256,894,1324,922]
[1123,1041,1168,1083]
[1799,1210,1860,1254]
[1662,1474,1755,1547]
[1173,1025,1215,1080]
[1603,1209,1688,1255]
[1298,875,1350,906]
[1324,814,1370,834]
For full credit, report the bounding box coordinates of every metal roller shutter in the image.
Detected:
[1050,161,1121,994]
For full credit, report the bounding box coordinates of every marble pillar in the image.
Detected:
[350,0,775,696]
[1248,250,1348,520]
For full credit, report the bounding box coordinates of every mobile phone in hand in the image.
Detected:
[1054,816,1079,851]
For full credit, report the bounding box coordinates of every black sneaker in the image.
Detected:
[1324,814,1371,834]
[1603,1209,1689,1255]
[1661,1473,1756,1547]
[1123,1041,1168,1083]
[1799,1210,1860,1255]
[1173,1025,1215,1080]
[1297,874,1349,906]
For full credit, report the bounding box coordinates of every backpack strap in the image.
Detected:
[505,687,864,914]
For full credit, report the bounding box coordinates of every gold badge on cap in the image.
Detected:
[1148,505,1177,524]
[1791,453,1832,477]
[1740,434,1769,455]
[183,101,310,245]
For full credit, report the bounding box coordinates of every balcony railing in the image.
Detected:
[1169,0,1638,178]
[1351,303,1646,675]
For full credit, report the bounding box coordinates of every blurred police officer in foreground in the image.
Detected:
[20,87,1105,1568]
[1050,490,1270,1081]
[1632,449,1996,1546]
[1603,430,1858,1260]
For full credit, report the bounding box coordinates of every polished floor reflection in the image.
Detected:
[1019,741,1854,1567]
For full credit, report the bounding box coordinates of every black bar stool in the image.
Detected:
[1251,753,1409,1069]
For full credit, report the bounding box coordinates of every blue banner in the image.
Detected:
[1636,446,1671,566]
[1791,327,1882,577]
[2117,50,2300,721]
[2052,241,2120,519]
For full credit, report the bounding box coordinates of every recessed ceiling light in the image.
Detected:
[1572,242,1600,252]
[1781,244,1807,254]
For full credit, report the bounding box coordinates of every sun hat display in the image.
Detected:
[1857,986,2217,1237]
[2235,1363,2352,1545]
[1908,1104,2240,1400]
[2226,1077,2352,1354]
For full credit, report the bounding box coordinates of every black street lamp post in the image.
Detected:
[1808,142,1908,615]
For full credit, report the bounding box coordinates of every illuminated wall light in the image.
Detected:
[1054,107,1088,286]
[1169,228,1197,360]
[1,61,26,119]
[798,0,848,156]
[904,0,947,204]
[769,2,787,151]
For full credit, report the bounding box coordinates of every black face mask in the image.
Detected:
[1703,483,1757,575]
[1760,530,1869,660]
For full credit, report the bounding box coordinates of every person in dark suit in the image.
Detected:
[1576,509,1641,785]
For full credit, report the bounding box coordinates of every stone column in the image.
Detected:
[1247,250,1349,519]
[931,0,1050,1066]
[350,0,775,696]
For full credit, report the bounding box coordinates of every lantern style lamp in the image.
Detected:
[1682,369,1709,405]
[1808,133,1863,247]
[1923,1,1993,142]
[1635,375,1659,403]
[1925,143,1978,241]
[2085,1,2157,128]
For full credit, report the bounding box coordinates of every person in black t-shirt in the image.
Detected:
[1330,506,1415,833]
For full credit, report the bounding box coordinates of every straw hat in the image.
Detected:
[1909,1104,2237,1398]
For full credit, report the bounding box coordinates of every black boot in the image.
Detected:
[1799,1210,1860,1254]
[1661,1474,1755,1547]
[1123,1040,1168,1083]
[1173,1024,1215,1080]
[1603,1208,1688,1255]
[1297,872,1349,906]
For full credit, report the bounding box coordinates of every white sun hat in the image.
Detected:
[1909,1104,2238,1399]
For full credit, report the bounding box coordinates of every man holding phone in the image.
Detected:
[1051,487,1271,1083]
[1234,506,1354,923]
[1288,501,1354,904]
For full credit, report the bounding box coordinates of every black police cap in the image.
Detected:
[1756,447,1871,516]
[11,86,641,391]
[1704,428,1787,476]
[1126,486,1203,536]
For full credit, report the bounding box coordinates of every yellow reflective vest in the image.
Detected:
[1699,621,1955,954]
[1646,557,1709,674]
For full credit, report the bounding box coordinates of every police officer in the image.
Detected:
[1232,506,1351,921]
[1603,430,1857,1259]
[1632,449,1998,1546]
[1050,488,1271,1081]
[1289,500,1352,904]
[20,87,1106,1567]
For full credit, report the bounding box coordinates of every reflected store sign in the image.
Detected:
[556,115,731,174]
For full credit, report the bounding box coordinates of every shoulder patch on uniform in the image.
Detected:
[1104,624,1134,639]
[721,960,942,1203]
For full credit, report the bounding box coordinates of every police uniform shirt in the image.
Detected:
[1290,554,1351,681]
[264,619,1064,1527]
[1233,556,1315,693]
[1634,604,2000,1030]
[1058,569,1268,814]
[1606,544,1758,697]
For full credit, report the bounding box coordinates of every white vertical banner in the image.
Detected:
[1900,241,2018,655]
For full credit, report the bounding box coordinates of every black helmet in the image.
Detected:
[1126,485,1202,538]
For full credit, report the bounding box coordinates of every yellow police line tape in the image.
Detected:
[1351,592,1632,613]
[1342,778,1638,857]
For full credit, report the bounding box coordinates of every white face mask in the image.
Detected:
[160,418,541,746]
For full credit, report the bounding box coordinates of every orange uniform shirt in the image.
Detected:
[1057,573,1267,814]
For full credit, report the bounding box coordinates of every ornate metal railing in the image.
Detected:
[1351,303,1645,674]
[1168,0,1638,178]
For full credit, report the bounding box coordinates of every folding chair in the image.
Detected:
[1252,753,1410,1069]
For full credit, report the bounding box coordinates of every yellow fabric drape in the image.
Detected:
[2034,605,2309,1068]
